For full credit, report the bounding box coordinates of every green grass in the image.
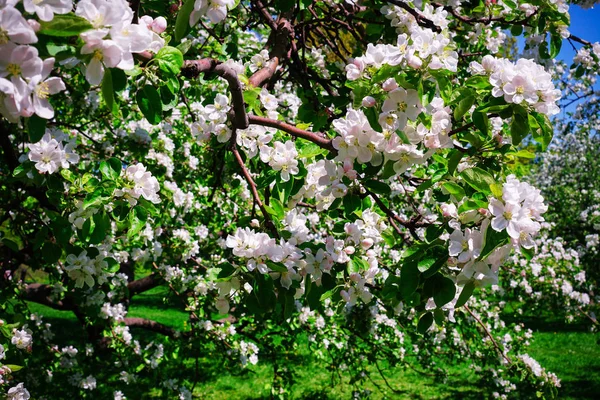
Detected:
[26,287,600,399]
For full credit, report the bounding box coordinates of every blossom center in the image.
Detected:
[0,28,9,45]
[36,82,51,99]
[503,211,513,220]
[7,63,21,77]
[93,50,104,61]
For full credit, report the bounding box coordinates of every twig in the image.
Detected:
[464,305,512,365]
[231,146,279,238]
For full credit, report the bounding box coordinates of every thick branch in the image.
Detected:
[127,274,160,297]
[248,14,293,87]
[248,114,336,153]
[123,317,178,337]
[181,59,249,129]
[22,283,74,311]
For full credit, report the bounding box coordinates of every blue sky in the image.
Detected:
[556,5,600,62]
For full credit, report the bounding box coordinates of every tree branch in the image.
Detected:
[231,146,279,238]
[387,0,441,33]
[181,59,249,129]
[248,114,336,153]
[123,317,179,337]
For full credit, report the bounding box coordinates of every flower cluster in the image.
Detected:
[259,140,299,182]
[191,94,232,143]
[75,0,165,85]
[25,129,79,174]
[114,163,161,205]
[0,3,67,121]
[190,0,236,25]
[489,175,547,249]
[63,250,109,288]
[470,55,561,116]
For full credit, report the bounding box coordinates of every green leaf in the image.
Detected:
[110,68,127,92]
[447,150,463,176]
[156,46,184,75]
[442,181,465,200]
[464,75,492,90]
[175,0,195,42]
[28,115,47,143]
[480,226,509,260]
[454,93,475,121]
[363,179,391,196]
[42,242,62,264]
[267,261,287,273]
[343,193,361,218]
[101,69,118,115]
[433,276,456,308]
[550,33,562,59]
[455,281,475,308]
[472,111,490,136]
[399,261,420,300]
[510,106,529,146]
[136,85,162,125]
[458,198,488,214]
[38,14,93,37]
[460,167,495,195]
[99,158,121,180]
[417,312,434,334]
[89,212,110,244]
[530,112,553,150]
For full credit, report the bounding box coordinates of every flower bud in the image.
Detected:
[407,52,423,69]
[250,219,260,228]
[361,238,374,250]
[382,78,398,91]
[441,203,458,218]
[361,96,376,108]
[140,15,153,27]
[27,20,40,32]
[344,246,355,255]
[152,16,167,34]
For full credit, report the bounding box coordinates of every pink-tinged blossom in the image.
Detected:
[80,29,123,85]
[0,6,38,44]
[22,0,72,22]
[28,57,66,119]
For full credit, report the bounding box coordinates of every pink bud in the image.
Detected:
[152,16,167,34]
[27,20,40,32]
[441,203,458,218]
[478,208,490,216]
[350,273,361,283]
[407,53,423,69]
[340,290,351,302]
[361,238,374,250]
[382,78,398,91]
[344,246,356,255]
[250,219,260,228]
[140,15,153,28]
[362,96,376,108]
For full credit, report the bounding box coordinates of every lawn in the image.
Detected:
[26,286,600,399]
